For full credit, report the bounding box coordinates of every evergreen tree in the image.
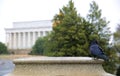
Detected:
[87,1,119,74]
[46,0,111,57]
[116,66,120,76]
[87,1,111,45]
[86,1,111,60]
[43,32,59,56]
[113,24,120,52]
[30,37,44,55]
[51,0,89,56]
[113,24,120,74]
[38,0,118,73]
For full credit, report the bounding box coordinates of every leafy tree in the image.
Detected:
[30,37,44,55]
[0,42,9,54]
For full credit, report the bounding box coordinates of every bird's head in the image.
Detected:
[91,39,98,45]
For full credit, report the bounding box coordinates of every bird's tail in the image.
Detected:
[98,54,109,61]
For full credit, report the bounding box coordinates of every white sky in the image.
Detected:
[0,0,120,43]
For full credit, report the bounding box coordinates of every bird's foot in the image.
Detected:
[92,57,99,60]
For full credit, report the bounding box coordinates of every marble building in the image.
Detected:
[5,20,52,54]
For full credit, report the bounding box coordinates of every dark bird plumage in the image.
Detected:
[89,40,109,61]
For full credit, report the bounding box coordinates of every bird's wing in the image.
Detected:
[98,46,105,54]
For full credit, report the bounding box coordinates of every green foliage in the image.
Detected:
[116,66,120,76]
[47,0,111,57]
[30,37,44,55]
[103,46,119,74]
[51,0,90,56]
[30,32,58,56]
[113,24,120,74]
[42,32,58,56]
[31,0,118,74]
[87,1,111,42]
[113,24,120,52]
[0,42,9,54]
[87,1,118,74]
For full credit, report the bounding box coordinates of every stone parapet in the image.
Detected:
[8,49,31,55]
[7,57,115,76]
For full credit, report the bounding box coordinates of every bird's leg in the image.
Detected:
[94,57,98,60]
[92,57,97,60]
[93,56,99,60]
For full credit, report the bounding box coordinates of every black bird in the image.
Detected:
[89,40,109,61]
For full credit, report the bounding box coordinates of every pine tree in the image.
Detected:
[40,0,119,73]
[51,0,89,56]
[87,1,119,74]
[87,1,111,45]
[30,38,44,55]
[116,66,120,76]
[113,24,120,52]
[113,24,120,74]
[86,1,111,58]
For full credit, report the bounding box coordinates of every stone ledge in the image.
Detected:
[13,57,104,64]
[7,57,115,76]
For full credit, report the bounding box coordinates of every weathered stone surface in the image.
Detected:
[6,57,115,76]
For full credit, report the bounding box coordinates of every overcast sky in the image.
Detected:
[0,0,120,43]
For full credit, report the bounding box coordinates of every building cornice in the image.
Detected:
[5,26,52,31]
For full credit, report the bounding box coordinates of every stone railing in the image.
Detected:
[6,57,115,76]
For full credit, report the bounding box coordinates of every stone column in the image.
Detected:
[43,31,46,36]
[27,32,31,49]
[40,31,43,37]
[38,31,41,37]
[32,32,36,45]
[6,33,8,46]
[36,32,38,40]
[8,33,12,49]
[13,32,16,49]
[22,32,26,49]
[16,33,18,49]
[18,32,21,49]
[25,32,28,49]
[11,33,13,49]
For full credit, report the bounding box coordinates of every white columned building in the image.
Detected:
[5,20,52,54]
